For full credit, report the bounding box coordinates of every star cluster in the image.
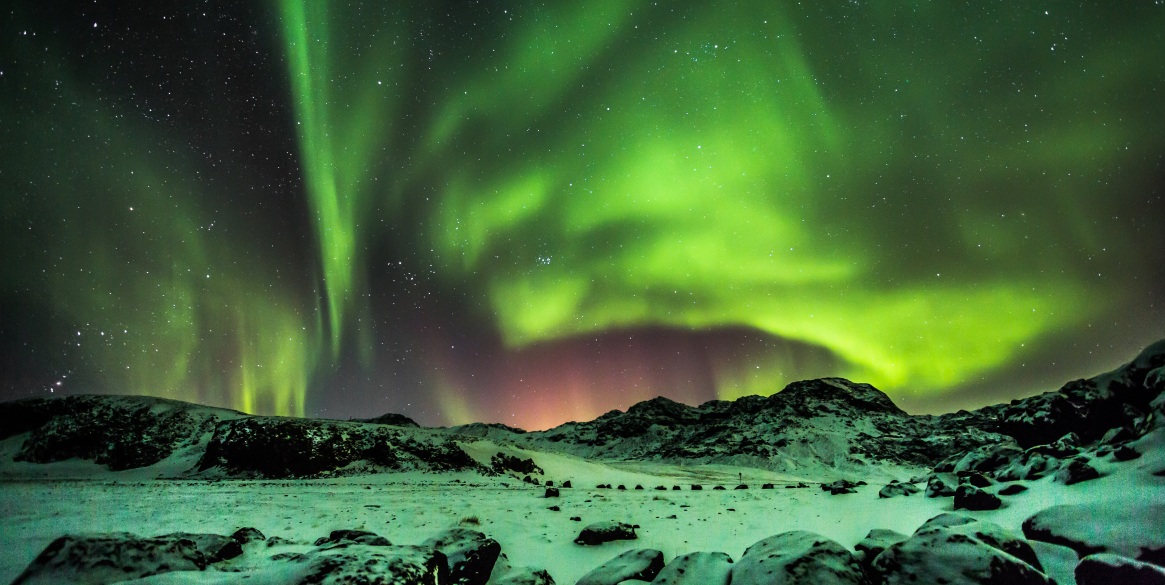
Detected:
[2,1,1163,429]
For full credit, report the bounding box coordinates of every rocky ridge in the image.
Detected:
[0,340,1161,481]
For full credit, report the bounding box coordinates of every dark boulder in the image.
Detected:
[958,470,993,488]
[1055,457,1101,485]
[998,484,1029,496]
[314,529,392,547]
[954,485,1002,511]
[1075,553,1165,585]
[490,452,543,476]
[544,487,560,498]
[422,528,501,585]
[574,522,638,546]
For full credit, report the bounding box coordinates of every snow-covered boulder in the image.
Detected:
[282,543,448,585]
[486,553,555,585]
[1075,553,1165,585]
[650,552,733,585]
[1023,501,1165,563]
[872,514,1051,585]
[854,529,907,566]
[574,522,638,545]
[953,443,1023,474]
[422,528,501,585]
[731,531,869,585]
[878,481,920,498]
[576,549,664,585]
[996,450,1060,481]
[13,532,225,585]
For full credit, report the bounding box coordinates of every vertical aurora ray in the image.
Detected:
[276,0,409,361]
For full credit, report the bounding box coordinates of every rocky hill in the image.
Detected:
[490,341,1164,475]
[1,340,1161,480]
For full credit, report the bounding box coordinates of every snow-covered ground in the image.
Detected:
[3,437,1161,585]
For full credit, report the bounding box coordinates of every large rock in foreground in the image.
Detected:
[12,532,230,585]
[731,530,869,585]
[1023,501,1165,564]
[576,549,664,585]
[872,514,1053,585]
[650,552,733,585]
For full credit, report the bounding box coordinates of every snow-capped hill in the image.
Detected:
[0,394,245,472]
[517,377,987,472]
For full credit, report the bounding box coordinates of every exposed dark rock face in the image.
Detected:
[490,452,543,476]
[196,417,483,478]
[978,340,1165,448]
[5,395,218,470]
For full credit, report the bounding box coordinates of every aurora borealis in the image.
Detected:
[2,1,1163,430]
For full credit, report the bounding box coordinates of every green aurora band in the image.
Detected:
[276,1,1160,410]
[3,1,1162,423]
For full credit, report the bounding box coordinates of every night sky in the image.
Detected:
[2,1,1163,430]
